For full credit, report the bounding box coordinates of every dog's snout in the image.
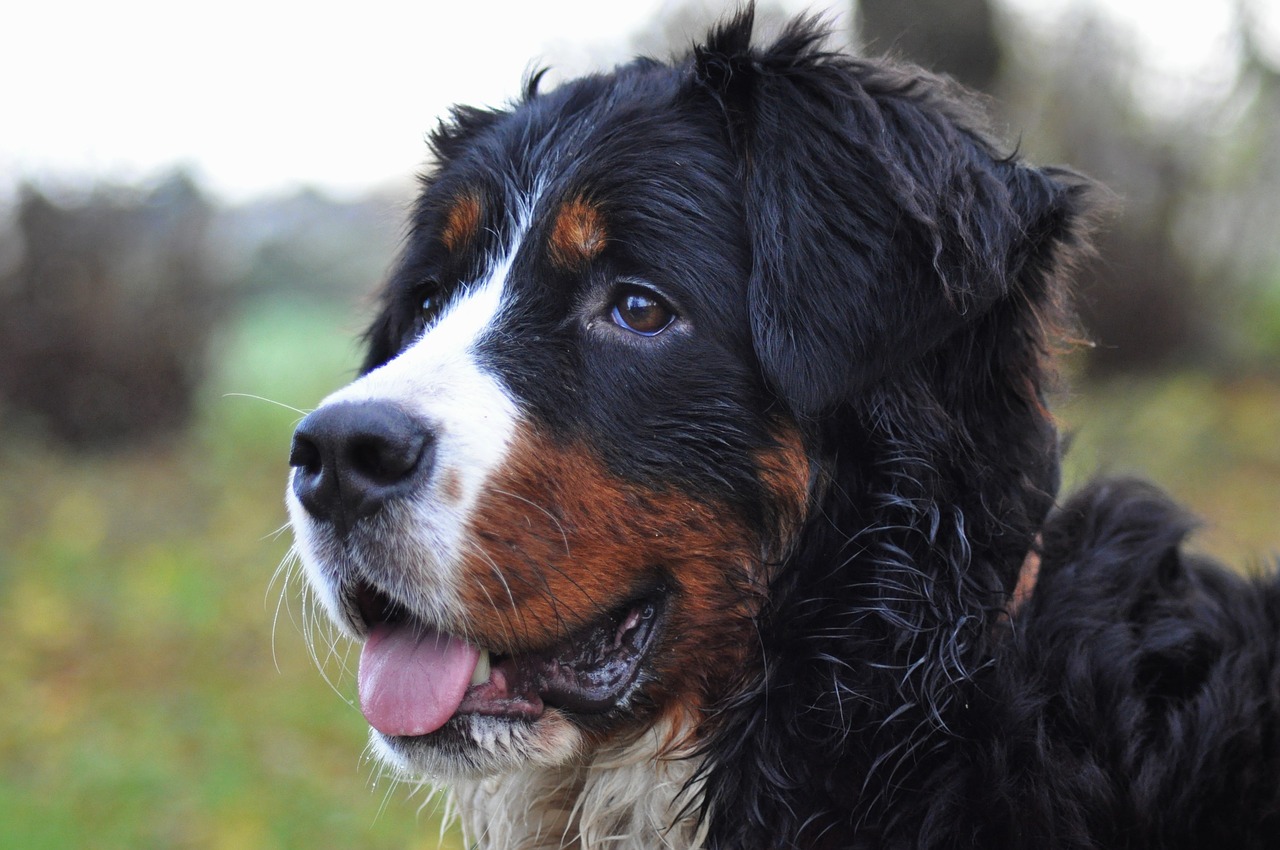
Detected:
[289,401,435,536]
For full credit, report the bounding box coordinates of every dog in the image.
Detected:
[285,10,1280,849]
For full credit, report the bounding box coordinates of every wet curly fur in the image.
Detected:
[289,9,1280,849]
[680,14,1280,849]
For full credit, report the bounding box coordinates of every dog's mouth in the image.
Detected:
[354,582,665,739]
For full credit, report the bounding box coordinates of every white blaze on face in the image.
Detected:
[286,224,529,633]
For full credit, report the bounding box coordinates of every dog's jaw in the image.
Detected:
[368,710,585,780]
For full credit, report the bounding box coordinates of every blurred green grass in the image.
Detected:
[1057,369,1280,567]
[0,300,1275,849]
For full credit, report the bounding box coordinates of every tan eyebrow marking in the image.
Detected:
[441,190,482,253]
[548,195,607,270]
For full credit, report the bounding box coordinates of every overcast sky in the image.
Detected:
[3,0,1275,202]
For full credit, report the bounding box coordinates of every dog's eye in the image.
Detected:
[611,288,674,336]
[417,280,445,325]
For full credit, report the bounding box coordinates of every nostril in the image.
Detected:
[347,432,425,484]
[288,432,322,473]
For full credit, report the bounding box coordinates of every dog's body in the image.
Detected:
[285,12,1280,848]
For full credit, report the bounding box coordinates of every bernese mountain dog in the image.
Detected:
[284,10,1280,849]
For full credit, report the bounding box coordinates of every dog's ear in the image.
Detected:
[694,12,1084,417]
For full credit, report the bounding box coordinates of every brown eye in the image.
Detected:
[611,289,674,336]
[418,280,444,325]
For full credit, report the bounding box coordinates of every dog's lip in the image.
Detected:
[351,580,666,734]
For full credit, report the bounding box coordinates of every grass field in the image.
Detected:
[1,298,1275,849]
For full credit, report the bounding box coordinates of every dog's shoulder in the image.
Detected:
[1032,477,1271,627]
[975,478,1280,848]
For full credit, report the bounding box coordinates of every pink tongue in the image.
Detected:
[359,623,480,737]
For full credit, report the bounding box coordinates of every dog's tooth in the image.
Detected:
[471,648,491,686]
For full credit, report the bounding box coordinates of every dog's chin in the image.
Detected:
[369,710,585,779]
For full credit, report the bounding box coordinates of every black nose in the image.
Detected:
[289,401,435,537]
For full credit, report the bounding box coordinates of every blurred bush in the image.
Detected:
[0,174,402,452]
[0,172,225,448]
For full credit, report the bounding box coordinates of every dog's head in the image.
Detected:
[285,9,1086,806]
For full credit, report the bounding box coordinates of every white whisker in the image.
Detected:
[222,391,311,417]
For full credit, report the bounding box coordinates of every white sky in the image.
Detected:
[3,0,1275,202]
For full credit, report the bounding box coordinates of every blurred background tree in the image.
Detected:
[859,0,1001,90]
[0,172,221,446]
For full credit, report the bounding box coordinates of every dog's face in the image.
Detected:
[287,61,810,777]
[286,15,1078,788]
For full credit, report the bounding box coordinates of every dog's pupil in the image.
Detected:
[617,293,668,335]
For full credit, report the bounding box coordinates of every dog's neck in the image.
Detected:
[450,719,707,850]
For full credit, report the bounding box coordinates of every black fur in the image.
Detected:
[682,12,1280,850]
[352,9,1280,848]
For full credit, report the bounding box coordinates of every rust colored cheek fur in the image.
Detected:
[755,426,812,561]
[458,429,772,724]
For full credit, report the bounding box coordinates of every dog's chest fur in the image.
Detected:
[450,721,707,850]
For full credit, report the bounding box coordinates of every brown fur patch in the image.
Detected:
[459,428,763,740]
[438,468,464,505]
[548,196,607,269]
[754,426,811,559]
[441,191,482,253]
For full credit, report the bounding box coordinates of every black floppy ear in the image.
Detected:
[695,13,1083,417]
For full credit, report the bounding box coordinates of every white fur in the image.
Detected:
[287,198,535,637]
[450,718,708,850]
